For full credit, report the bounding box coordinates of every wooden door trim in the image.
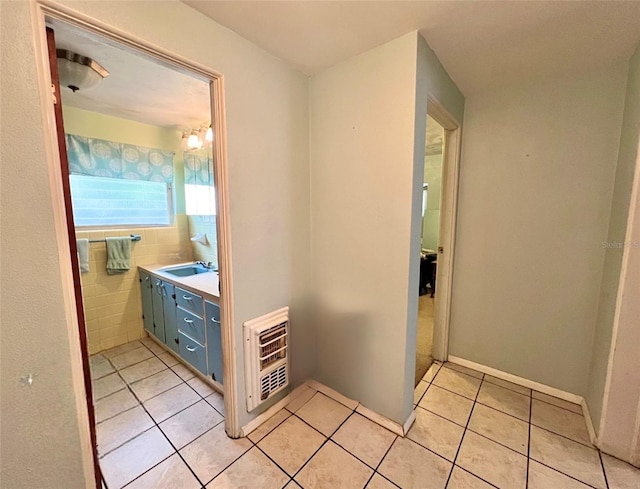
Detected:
[45,26,101,489]
[426,97,462,362]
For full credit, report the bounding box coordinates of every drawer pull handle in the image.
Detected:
[183,318,193,324]
[186,345,196,352]
[182,295,193,301]
[211,318,221,324]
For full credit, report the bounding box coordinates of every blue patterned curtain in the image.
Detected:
[65,134,174,183]
[183,149,213,186]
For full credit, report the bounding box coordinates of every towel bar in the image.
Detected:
[88,234,142,243]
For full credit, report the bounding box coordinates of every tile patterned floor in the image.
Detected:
[91,340,640,489]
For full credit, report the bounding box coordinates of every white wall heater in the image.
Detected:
[243,306,289,411]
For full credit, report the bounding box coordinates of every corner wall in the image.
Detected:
[309,32,464,424]
[449,63,628,396]
[587,42,640,445]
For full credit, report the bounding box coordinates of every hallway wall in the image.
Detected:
[449,63,628,396]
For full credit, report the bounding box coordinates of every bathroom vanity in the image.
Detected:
[138,263,223,391]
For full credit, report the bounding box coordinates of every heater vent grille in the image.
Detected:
[244,307,289,411]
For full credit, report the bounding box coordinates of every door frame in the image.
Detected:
[30,0,240,470]
[425,97,462,362]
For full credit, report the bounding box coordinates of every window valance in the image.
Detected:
[65,134,174,183]
[183,149,213,186]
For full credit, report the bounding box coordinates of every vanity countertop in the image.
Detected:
[138,263,220,301]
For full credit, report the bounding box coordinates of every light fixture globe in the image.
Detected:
[56,49,109,93]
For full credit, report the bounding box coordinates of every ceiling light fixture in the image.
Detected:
[56,49,109,93]
[182,124,213,151]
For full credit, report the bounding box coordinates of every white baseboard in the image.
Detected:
[448,355,598,444]
[308,380,359,410]
[355,404,404,436]
[241,378,415,439]
[448,355,583,404]
[241,383,310,437]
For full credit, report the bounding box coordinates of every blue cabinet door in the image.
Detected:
[139,272,154,335]
[162,282,178,353]
[151,278,166,343]
[205,300,223,385]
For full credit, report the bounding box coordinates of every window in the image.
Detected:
[185,184,216,216]
[65,133,175,227]
[70,175,172,227]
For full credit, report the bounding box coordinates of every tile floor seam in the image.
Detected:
[109,359,206,488]
[598,451,610,489]
[369,436,402,489]
[252,439,302,485]
[459,426,529,459]
[483,378,532,396]
[403,434,455,464]
[530,421,594,449]
[125,385,205,487]
[199,442,277,488]
[474,398,531,423]
[329,419,392,471]
[443,372,485,488]
[425,381,480,402]
[98,424,157,460]
[451,465,501,489]
[417,404,469,430]
[533,396,583,414]
[96,403,140,426]
[527,458,603,489]
[288,408,356,483]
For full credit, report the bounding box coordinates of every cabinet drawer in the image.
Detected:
[175,287,203,317]
[178,331,207,376]
[177,307,205,346]
[205,300,223,385]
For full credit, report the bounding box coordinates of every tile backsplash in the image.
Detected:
[76,214,193,354]
[188,215,218,266]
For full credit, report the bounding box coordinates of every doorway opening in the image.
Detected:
[413,100,462,390]
[36,6,236,486]
[415,115,446,383]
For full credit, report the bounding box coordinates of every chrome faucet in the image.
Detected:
[196,261,217,271]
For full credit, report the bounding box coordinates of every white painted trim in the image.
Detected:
[356,404,405,437]
[241,392,292,437]
[240,382,319,436]
[34,1,239,439]
[448,355,583,405]
[403,409,417,435]
[308,380,359,410]
[581,398,598,446]
[31,4,95,487]
[426,98,461,362]
[598,138,640,445]
[241,379,416,439]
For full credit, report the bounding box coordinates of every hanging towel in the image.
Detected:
[76,239,90,273]
[105,237,131,275]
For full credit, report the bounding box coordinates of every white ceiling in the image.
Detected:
[183,0,640,95]
[50,19,211,129]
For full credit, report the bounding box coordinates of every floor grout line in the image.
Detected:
[443,371,485,488]
[94,339,631,489]
[95,344,219,488]
[599,451,610,489]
